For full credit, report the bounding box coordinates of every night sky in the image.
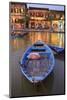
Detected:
[27,3,64,11]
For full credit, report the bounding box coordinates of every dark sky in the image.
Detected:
[27,3,64,11]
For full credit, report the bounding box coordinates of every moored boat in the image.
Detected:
[20,41,55,83]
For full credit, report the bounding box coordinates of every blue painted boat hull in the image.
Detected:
[20,41,55,83]
[48,45,64,54]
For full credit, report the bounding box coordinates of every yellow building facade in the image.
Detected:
[10,3,64,48]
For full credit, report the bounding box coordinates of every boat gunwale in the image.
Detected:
[20,42,55,83]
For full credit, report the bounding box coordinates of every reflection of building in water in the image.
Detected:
[11,32,64,52]
[28,32,50,45]
[50,33,64,47]
[28,32,64,48]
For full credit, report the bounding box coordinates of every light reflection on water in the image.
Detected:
[10,32,64,52]
[10,32,64,97]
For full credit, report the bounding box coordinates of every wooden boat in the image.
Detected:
[20,41,55,83]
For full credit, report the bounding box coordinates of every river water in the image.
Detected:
[9,32,65,97]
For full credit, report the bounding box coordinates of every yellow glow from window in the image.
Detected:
[21,8,23,13]
[31,17,44,20]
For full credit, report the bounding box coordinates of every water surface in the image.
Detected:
[9,32,65,97]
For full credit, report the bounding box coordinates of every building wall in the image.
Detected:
[28,9,49,29]
[10,3,27,35]
[28,8,64,32]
